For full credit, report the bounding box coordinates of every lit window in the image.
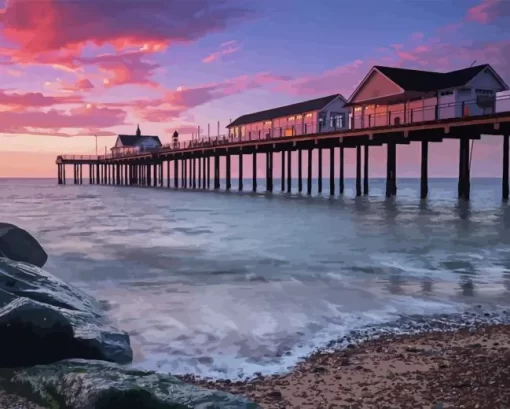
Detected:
[288,116,295,121]
[354,107,362,112]
[305,113,312,118]
[296,114,302,119]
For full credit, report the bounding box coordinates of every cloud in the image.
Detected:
[466,0,510,24]
[0,0,254,55]
[115,72,292,122]
[0,89,82,108]
[203,40,241,63]
[0,104,126,136]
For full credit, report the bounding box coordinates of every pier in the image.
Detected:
[56,64,510,201]
[56,105,510,201]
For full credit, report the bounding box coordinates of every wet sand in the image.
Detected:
[182,324,510,409]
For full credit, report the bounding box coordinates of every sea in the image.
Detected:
[1,177,510,380]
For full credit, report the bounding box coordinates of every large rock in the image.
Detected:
[0,223,47,268]
[0,360,261,409]
[0,257,132,367]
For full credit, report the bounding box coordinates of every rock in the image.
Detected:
[0,360,261,409]
[0,258,132,367]
[266,390,283,400]
[0,223,47,268]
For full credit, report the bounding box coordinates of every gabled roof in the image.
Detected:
[373,64,492,92]
[117,135,162,146]
[227,94,344,128]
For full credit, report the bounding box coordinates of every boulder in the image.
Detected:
[0,223,47,268]
[0,360,261,409]
[0,258,132,367]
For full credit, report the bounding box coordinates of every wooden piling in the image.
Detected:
[504,135,509,201]
[420,141,429,199]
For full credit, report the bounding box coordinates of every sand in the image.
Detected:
[182,324,510,409]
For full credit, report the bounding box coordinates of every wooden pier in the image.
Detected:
[56,108,510,201]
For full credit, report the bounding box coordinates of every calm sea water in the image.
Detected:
[1,177,510,378]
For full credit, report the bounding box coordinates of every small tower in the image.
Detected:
[136,124,141,137]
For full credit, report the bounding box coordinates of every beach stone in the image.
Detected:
[0,223,47,267]
[0,360,261,409]
[0,257,132,367]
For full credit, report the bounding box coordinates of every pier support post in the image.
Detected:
[420,141,429,199]
[298,149,302,193]
[307,149,312,196]
[167,161,170,188]
[287,150,292,193]
[458,138,470,200]
[281,150,285,192]
[202,157,206,189]
[363,145,369,195]
[63,165,66,184]
[329,148,335,196]
[96,163,100,185]
[318,147,323,194]
[192,158,196,189]
[174,160,178,188]
[80,165,83,184]
[252,152,257,192]
[356,145,362,197]
[385,143,397,197]
[339,147,344,195]
[124,164,128,186]
[207,157,210,189]
[214,155,220,190]
[226,154,231,191]
[181,159,185,188]
[198,158,201,189]
[147,164,152,187]
[57,165,61,185]
[239,153,243,191]
[154,162,158,187]
[504,135,509,201]
[266,152,273,192]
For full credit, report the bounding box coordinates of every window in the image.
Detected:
[288,116,295,121]
[264,121,272,126]
[457,88,471,95]
[354,107,362,112]
[440,90,454,96]
[305,113,312,118]
[296,114,302,119]
[330,113,345,129]
[476,89,494,95]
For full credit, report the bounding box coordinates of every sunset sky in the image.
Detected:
[0,0,510,178]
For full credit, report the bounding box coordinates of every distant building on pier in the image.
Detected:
[347,64,509,128]
[110,125,162,157]
[227,94,349,141]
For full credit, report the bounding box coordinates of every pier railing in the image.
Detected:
[58,93,510,162]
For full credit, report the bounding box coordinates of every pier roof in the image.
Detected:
[117,135,162,146]
[227,94,344,128]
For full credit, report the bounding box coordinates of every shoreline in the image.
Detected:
[180,315,510,409]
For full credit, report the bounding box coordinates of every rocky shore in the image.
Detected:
[0,222,260,408]
[183,323,510,408]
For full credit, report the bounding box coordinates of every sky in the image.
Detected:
[0,0,510,178]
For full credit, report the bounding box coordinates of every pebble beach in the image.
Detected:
[183,320,510,409]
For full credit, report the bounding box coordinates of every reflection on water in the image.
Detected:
[1,178,510,378]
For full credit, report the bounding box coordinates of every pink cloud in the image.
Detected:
[117,72,292,122]
[203,40,241,63]
[0,89,82,108]
[0,105,126,136]
[0,0,254,55]
[466,0,510,23]
[61,78,94,93]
